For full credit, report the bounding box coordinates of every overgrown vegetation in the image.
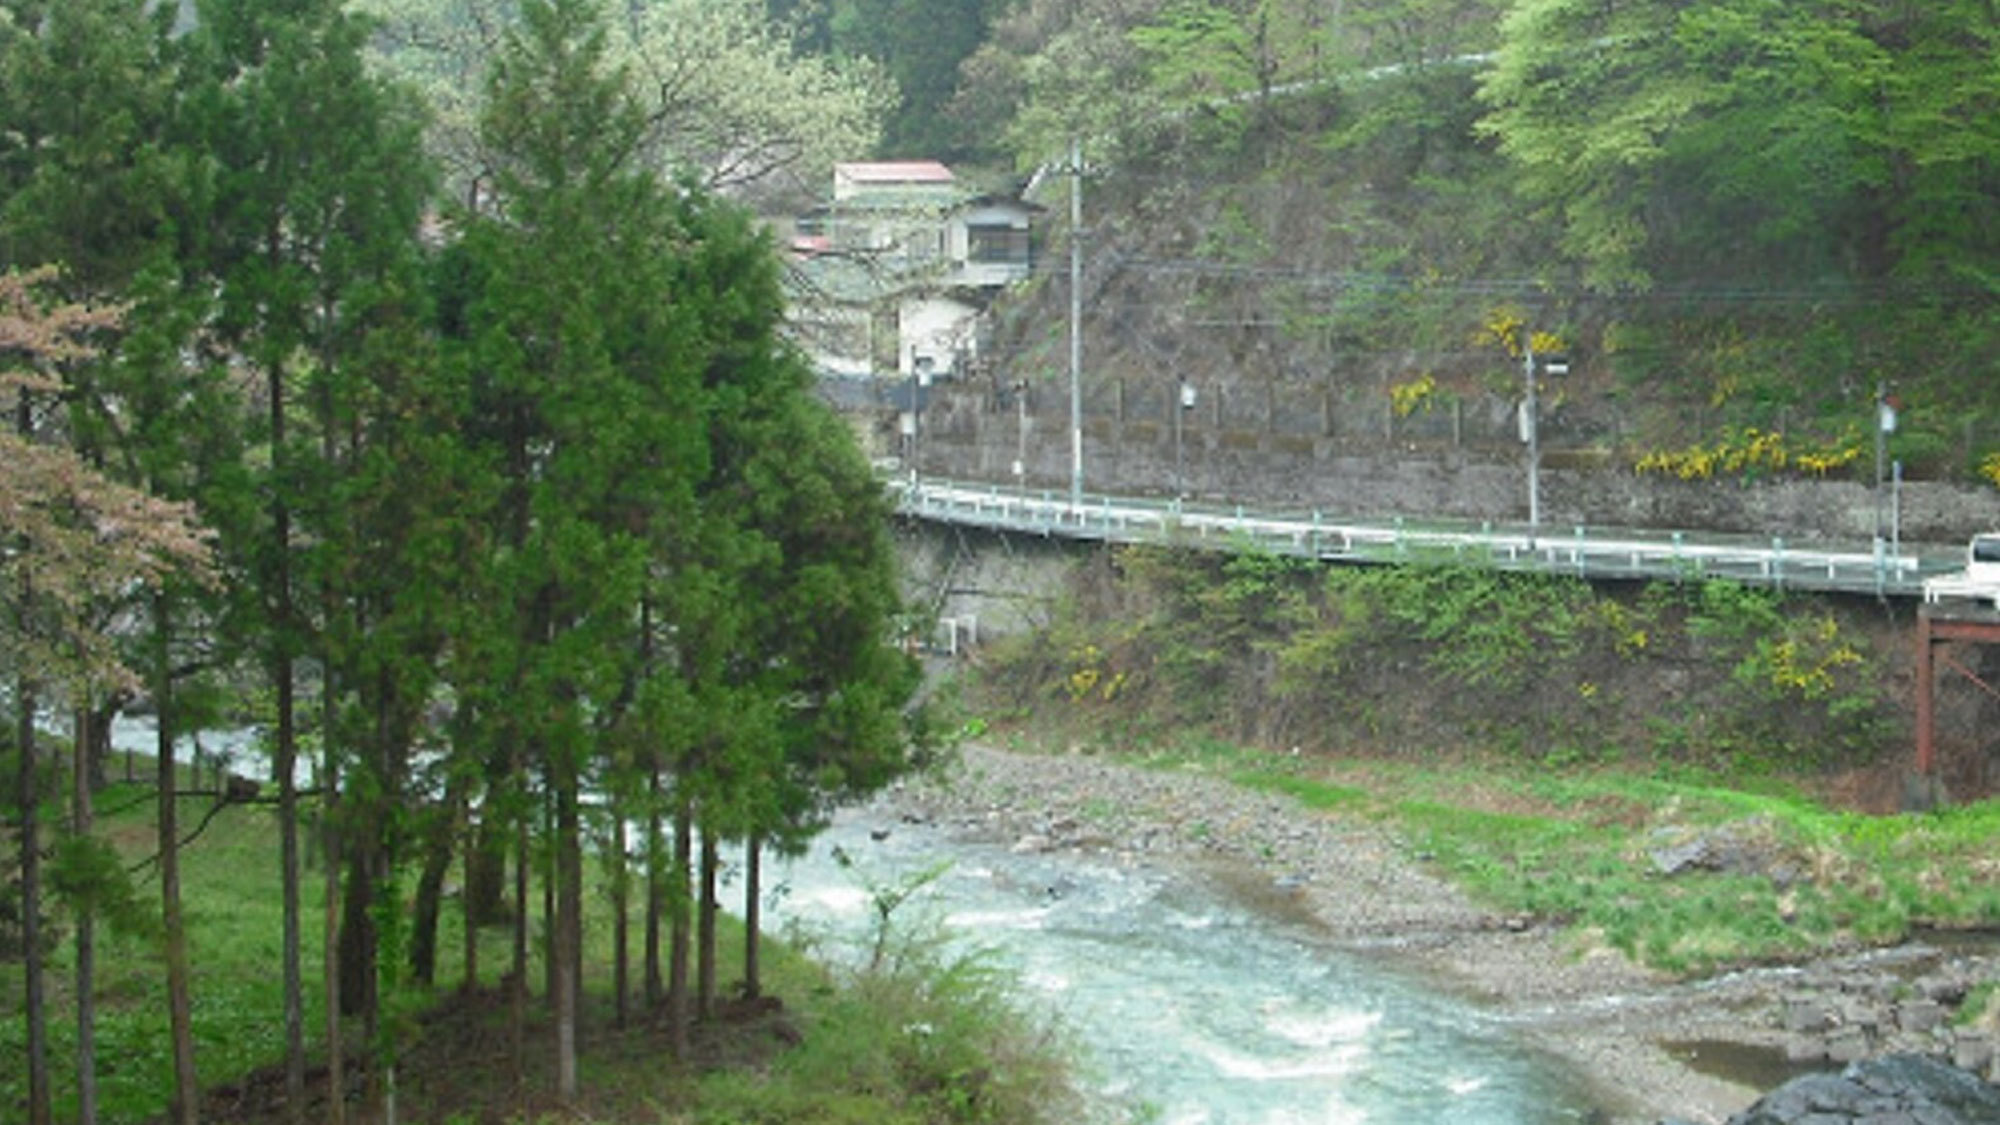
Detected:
[980,545,1897,773]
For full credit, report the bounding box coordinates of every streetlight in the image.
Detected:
[1175,380,1196,500]
[1520,335,1567,538]
[1873,379,1897,572]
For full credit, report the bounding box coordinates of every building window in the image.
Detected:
[968,225,1030,264]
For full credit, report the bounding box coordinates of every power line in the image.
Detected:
[1000,244,1981,308]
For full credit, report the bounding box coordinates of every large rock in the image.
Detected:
[1645,817,1800,886]
[1721,1054,2000,1124]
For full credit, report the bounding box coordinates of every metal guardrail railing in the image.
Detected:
[890,476,1961,598]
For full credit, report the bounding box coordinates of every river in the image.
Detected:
[770,806,1610,1124]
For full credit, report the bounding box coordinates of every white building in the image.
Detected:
[785,161,1038,384]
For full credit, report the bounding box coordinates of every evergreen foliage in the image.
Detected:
[2,0,920,1118]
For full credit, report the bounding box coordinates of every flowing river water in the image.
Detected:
[769,807,1611,1124]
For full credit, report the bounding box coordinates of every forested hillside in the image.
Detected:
[831,0,2000,484]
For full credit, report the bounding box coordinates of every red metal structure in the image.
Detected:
[1913,605,2000,787]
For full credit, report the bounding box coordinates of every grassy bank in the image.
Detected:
[2,761,1090,1125]
[1008,730,2000,977]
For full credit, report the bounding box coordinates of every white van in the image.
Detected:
[1924,533,2000,606]
[1969,533,2000,581]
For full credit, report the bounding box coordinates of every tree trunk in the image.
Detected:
[86,693,119,794]
[17,385,48,1125]
[275,647,304,1124]
[338,844,379,1018]
[322,680,345,1125]
[19,675,51,1125]
[698,828,718,1020]
[349,844,385,1120]
[465,740,513,927]
[743,833,761,1000]
[74,703,98,1125]
[643,768,662,1008]
[320,407,346,1125]
[465,817,508,927]
[409,774,465,985]
[462,805,479,994]
[554,768,581,1103]
[666,796,692,1059]
[157,596,200,1125]
[612,813,628,1028]
[542,795,556,1008]
[510,791,529,1096]
[271,366,303,1112]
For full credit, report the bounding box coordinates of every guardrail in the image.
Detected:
[890,476,1960,597]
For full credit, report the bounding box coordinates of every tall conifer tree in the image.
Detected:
[178,0,436,1110]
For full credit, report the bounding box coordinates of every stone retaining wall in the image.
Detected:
[877,381,2000,546]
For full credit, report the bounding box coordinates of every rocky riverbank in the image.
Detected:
[869,742,2000,1125]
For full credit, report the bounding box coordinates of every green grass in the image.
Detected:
[1018,729,2000,977]
[5,761,1094,1125]
[1228,768,1369,811]
[5,781,338,1124]
[1386,768,2000,972]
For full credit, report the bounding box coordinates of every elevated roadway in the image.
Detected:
[892,475,1965,598]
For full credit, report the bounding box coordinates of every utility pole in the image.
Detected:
[1013,379,1028,484]
[1872,378,1889,553]
[1522,331,1540,536]
[1068,137,1084,511]
[1174,381,1185,500]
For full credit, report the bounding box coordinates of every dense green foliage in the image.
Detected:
[877,0,2000,479]
[366,0,2000,477]
[980,545,1896,771]
[3,0,925,1120]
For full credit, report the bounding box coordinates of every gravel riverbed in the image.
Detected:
[860,742,1998,1125]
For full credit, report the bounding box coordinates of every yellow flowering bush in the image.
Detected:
[1753,615,1864,701]
[1065,643,1126,703]
[1389,373,1437,418]
[1634,428,1862,481]
[1474,306,1564,358]
[1595,600,1649,657]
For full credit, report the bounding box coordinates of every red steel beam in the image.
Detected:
[1917,613,1936,778]
[1914,609,2000,781]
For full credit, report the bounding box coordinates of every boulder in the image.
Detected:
[1720,1054,2000,1125]
[1645,817,1798,885]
